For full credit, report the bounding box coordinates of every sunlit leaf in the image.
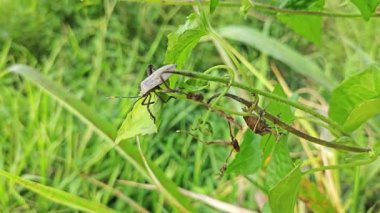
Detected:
[0,169,116,213]
[350,0,380,20]
[165,13,208,69]
[226,131,262,175]
[277,0,325,45]
[329,66,380,132]
[116,95,162,143]
[268,164,302,213]
[218,26,335,90]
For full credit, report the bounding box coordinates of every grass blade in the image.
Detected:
[218,26,336,90]
[7,64,193,211]
[0,169,116,213]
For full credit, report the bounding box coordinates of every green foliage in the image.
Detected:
[0,0,61,54]
[0,169,116,213]
[7,64,193,212]
[266,85,295,124]
[239,0,252,16]
[165,13,209,69]
[329,66,380,132]
[277,0,325,45]
[279,0,321,9]
[181,78,209,92]
[226,131,262,175]
[261,84,295,162]
[218,26,335,90]
[8,64,116,139]
[265,137,294,189]
[2,1,380,212]
[210,0,220,14]
[227,85,294,175]
[350,0,380,20]
[116,96,161,143]
[268,164,302,213]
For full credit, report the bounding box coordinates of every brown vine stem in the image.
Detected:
[164,70,348,136]
[121,0,380,18]
[216,93,371,153]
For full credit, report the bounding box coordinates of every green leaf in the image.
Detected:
[265,136,294,190]
[7,64,194,212]
[299,179,335,213]
[218,26,336,90]
[261,135,277,165]
[115,95,161,143]
[268,164,302,213]
[165,13,208,69]
[262,203,272,213]
[0,169,116,213]
[266,84,295,124]
[329,66,380,132]
[350,0,380,20]
[210,0,219,14]
[277,0,325,45]
[262,85,295,166]
[226,130,262,175]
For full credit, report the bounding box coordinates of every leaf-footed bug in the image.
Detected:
[139,64,176,96]
[138,64,177,122]
[108,64,176,123]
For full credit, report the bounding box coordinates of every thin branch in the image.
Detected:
[121,0,380,18]
[249,1,379,18]
[220,93,371,153]
[303,156,377,175]
[164,70,348,136]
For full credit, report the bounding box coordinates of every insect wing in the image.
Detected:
[139,64,176,96]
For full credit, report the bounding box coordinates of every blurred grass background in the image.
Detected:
[0,0,379,212]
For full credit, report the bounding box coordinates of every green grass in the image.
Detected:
[1,0,380,212]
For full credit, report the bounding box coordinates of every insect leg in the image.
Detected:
[147,64,155,76]
[159,72,176,93]
[142,94,156,123]
[253,110,265,132]
[227,120,240,152]
[217,120,241,177]
[153,90,175,103]
[176,130,231,146]
[245,93,259,114]
[218,149,234,178]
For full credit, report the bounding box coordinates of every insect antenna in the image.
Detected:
[105,95,141,99]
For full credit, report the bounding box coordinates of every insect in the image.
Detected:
[140,64,175,97]
[218,120,240,177]
[243,113,272,135]
[138,64,176,122]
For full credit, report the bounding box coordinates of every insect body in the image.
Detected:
[243,115,272,135]
[139,64,176,122]
[140,64,176,96]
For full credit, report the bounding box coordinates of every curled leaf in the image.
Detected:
[116,95,162,143]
